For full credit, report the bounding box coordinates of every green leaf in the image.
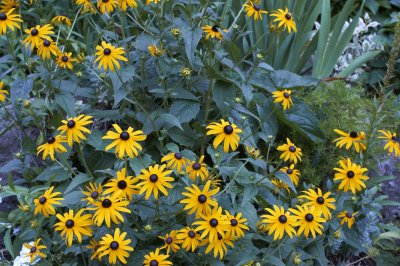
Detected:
[55,92,75,116]
[7,172,15,191]
[155,113,183,131]
[170,100,200,123]
[64,173,91,195]
[213,81,236,114]
[264,255,286,266]
[4,229,14,258]
[338,50,381,78]
[275,171,297,194]
[181,27,202,66]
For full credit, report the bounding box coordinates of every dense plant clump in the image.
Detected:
[0,0,399,265]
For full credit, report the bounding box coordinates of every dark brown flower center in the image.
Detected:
[392,136,399,142]
[349,131,358,138]
[103,48,111,55]
[289,146,296,152]
[30,246,37,253]
[102,199,112,208]
[305,213,313,222]
[286,168,293,175]
[347,171,355,178]
[198,194,207,203]
[31,28,39,36]
[150,260,158,266]
[0,13,7,21]
[217,233,223,240]
[192,162,201,170]
[117,180,127,189]
[120,131,130,140]
[110,241,119,250]
[65,219,74,228]
[47,136,56,144]
[43,39,51,47]
[39,197,46,204]
[317,197,325,204]
[149,174,158,182]
[224,125,234,135]
[62,56,69,62]
[211,25,219,32]
[188,231,196,238]
[210,218,218,227]
[67,120,75,128]
[253,4,260,11]
[279,215,287,223]
[174,153,182,160]
[285,13,292,20]
[91,191,99,199]
[166,237,173,244]
[230,218,238,226]
[346,212,353,218]
[283,92,290,98]
[102,0,109,2]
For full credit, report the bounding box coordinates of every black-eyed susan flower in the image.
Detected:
[279,164,300,186]
[206,119,242,152]
[277,138,302,164]
[243,1,268,21]
[202,25,223,40]
[180,181,219,218]
[119,0,137,11]
[245,145,263,159]
[87,239,101,260]
[175,227,203,252]
[224,211,249,238]
[0,8,22,35]
[161,152,189,173]
[23,24,54,50]
[57,114,93,147]
[97,0,119,14]
[95,41,128,71]
[272,89,293,110]
[0,0,19,13]
[290,205,326,238]
[82,182,103,205]
[260,205,296,240]
[146,0,161,5]
[98,228,134,265]
[102,124,147,159]
[23,239,47,264]
[271,178,290,194]
[37,39,59,60]
[0,81,8,102]
[180,67,192,78]
[193,206,230,243]
[378,130,400,157]
[91,192,131,227]
[54,209,92,246]
[299,188,336,219]
[143,248,172,266]
[103,168,138,200]
[75,0,96,13]
[33,186,63,217]
[333,129,366,152]
[159,230,182,255]
[186,155,209,181]
[337,211,359,229]
[270,8,297,33]
[137,164,174,200]
[148,44,165,57]
[36,135,67,161]
[56,52,76,69]
[204,233,234,260]
[333,158,369,194]
[51,15,72,27]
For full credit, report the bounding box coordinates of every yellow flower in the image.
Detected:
[103,168,138,200]
[137,164,174,200]
[75,0,96,13]
[33,186,63,217]
[98,228,134,264]
[171,28,180,36]
[245,145,263,159]
[186,155,209,181]
[206,119,242,152]
[0,8,22,35]
[277,138,302,164]
[57,114,93,147]
[56,52,76,69]
[91,192,131,227]
[298,188,336,219]
[333,129,366,152]
[161,152,190,173]
[51,15,72,27]
[97,0,119,14]
[0,81,9,102]
[202,25,223,40]
[180,181,219,218]
[260,205,296,240]
[333,158,369,194]
[224,211,249,238]
[23,24,54,50]
[175,227,203,252]
[102,124,147,159]
[271,178,290,194]
[243,1,268,21]
[270,8,297,33]
[143,248,172,266]
[180,66,192,78]
[54,209,92,247]
[23,239,47,264]
[159,230,182,255]
[36,135,67,161]
[290,205,326,238]
[337,211,359,228]
[86,239,101,260]
[82,182,103,205]
[204,233,234,260]
[95,41,128,71]
[119,0,137,11]
[272,89,293,110]
[148,44,165,57]
[279,164,300,186]
[0,0,19,13]
[146,0,161,5]
[378,130,400,157]
[37,38,60,60]
[193,206,230,243]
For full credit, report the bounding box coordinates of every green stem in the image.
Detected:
[200,79,213,156]
[77,143,94,178]
[79,244,88,266]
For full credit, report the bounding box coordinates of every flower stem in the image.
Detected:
[79,244,88,266]
[77,143,94,178]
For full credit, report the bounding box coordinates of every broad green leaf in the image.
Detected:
[181,27,202,66]
[338,50,381,78]
[64,173,91,195]
[213,81,236,115]
[170,100,200,123]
